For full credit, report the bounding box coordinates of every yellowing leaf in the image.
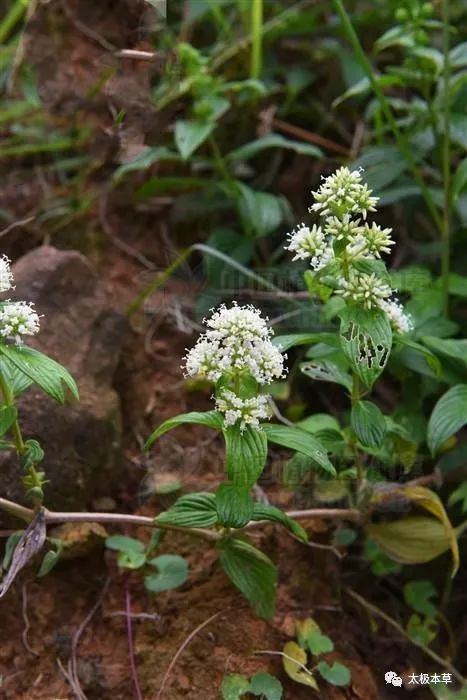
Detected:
[371,486,460,576]
[367,517,467,567]
[282,641,319,690]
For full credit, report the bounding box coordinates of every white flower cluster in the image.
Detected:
[185,304,285,384]
[285,167,412,334]
[184,304,286,430]
[215,390,271,431]
[310,166,378,219]
[0,256,40,343]
[0,255,14,292]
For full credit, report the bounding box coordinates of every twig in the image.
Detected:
[0,497,362,532]
[272,117,351,157]
[125,588,143,700]
[21,583,39,657]
[345,587,466,685]
[0,216,35,237]
[0,498,220,542]
[61,0,117,52]
[156,611,223,700]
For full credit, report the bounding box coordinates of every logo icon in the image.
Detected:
[385,671,403,687]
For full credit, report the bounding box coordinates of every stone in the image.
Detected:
[1,246,127,510]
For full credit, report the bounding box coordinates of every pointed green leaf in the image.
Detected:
[145,411,223,449]
[218,538,277,620]
[300,360,352,390]
[156,492,218,528]
[339,307,392,388]
[427,385,467,455]
[216,483,254,528]
[0,405,17,437]
[272,333,339,352]
[0,344,78,404]
[224,424,268,487]
[251,503,307,542]
[261,423,335,475]
[175,119,215,159]
[351,401,386,448]
[227,134,322,161]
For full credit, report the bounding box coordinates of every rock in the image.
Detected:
[1,246,127,510]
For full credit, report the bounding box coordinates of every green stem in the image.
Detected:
[250,0,263,80]
[332,0,442,233]
[0,369,42,507]
[0,370,25,454]
[0,0,29,44]
[441,0,451,315]
[209,136,236,190]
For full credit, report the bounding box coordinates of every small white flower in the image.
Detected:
[0,255,13,293]
[205,303,271,343]
[215,390,271,431]
[337,272,392,310]
[285,223,326,262]
[310,167,378,219]
[184,304,286,385]
[324,214,363,242]
[311,244,335,271]
[363,222,394,257]
[379,299,413,334]
[0,301,40,342]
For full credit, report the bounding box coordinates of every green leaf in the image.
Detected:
[427,385,467,455]
[452,158,467,201]
[0,345,78,404]
[175,119,215,159]
[251,503,308,542]
[37,547,63,578]
[394,337,441,376]
[448,482,467,513]
[136,176,206,199]
[261,423,335,476]
[218,538,277,619]
[403,580,438,618]
[352,145,408,192]
[227,134,322,161]
[295,617,334,655]
[446,273,467,298]
[351,401,386,448]
[216,483,254,528]
[113,147,179,182]
[300,360,352,391]
[307,630,334,656]
[237,184,286,238]
[272,333,339,352]
[224,424,268,487]
[105,535,146,569]
[221,674,250,700]
[316,661,351,687]
[145,411,223,449]
[156,492,218,528]
[406,613,437,646]
[145,554,188,593]
[0,405,16,436]
[105,535,145,553]
[250,672,283,700]
[339,306,392,388]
